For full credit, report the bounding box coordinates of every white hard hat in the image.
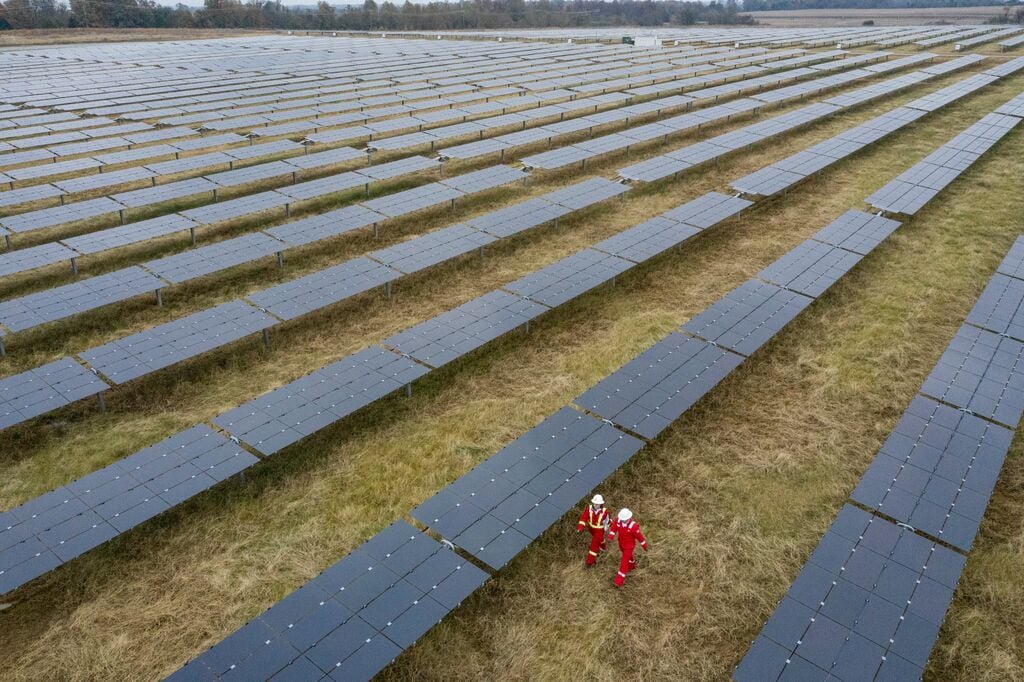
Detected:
[591,494,604,505]
[617,508,633,522]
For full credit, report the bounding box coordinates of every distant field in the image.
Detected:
[743,5,1012,26]
[0,28,264,47]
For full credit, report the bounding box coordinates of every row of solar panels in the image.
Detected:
[0,162,531,340]
[620,56,1022,184]
[0,182,749,597]
[733,230,1024,682]
[160,183,762,680]
[544,52,983,175]
[305,49,845,149]
[160,100,971,680]
[0,39,1011,606]
[174,46,774,135]
[730,67,1016,201]
[0,47,833,231]
[0,51,914,294]
[0,146,431,238]
[0,60,978,609]
[440,51,922,166]
[1,54,1007,447]
[0,41,641,165]
[0,57,961,422]
[0,173,620,432]
[2,38,626,112]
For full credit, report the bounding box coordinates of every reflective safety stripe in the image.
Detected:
[617,571,626,577]
[588,550,598,556]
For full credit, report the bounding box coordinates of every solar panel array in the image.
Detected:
[734,103,1024,680]
[0,425,256,594]
[169,520,489,681]
[1,30,1020,681]
[621,59,990,185]
[868,112,1021,215]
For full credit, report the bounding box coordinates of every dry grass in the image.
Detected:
[0,64,1022,681]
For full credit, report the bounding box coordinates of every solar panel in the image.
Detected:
[363,182,463,219]
[681,278,813,357]
[438,165,527,194]
[521,145,595,171]
[0,357,107,431]
[438,138,513,160]
[465,196,570,238]
[731,165,805,197]
[0,197,123,234]
[283,146,365,171]
[982,55,1024,78]
[503,248,633,308]
[0,266,164,332]
[851,395,1011,552]
[369,224,495,275]
[995,92,1024,117]
[206,160,295,188]
[111,177,218,209]
[384,290,546,368]
[0,183,64,209]
[0,424,255,595]
[541,177,628,210]
[575,332,743,439]
[170,520,488,681]
[919,323,1024,428]
[61,214,195,256]
[276,171,368,202]
[734,504,965,682]
[758,239,864,299]
[810,210,901,256]
[265,205,383,247]
[0,241,76,278]
[592,215,701,264]
[618,153,693,182]
[80,300,277,384]
[866,175,933,215]
[904,74,997,113]
[213,346,428,455]
[494,126,553,147]
[125,126,197,145]
[920,53,987,76]
[996,236,1024,281]
[143,151,233,177]
[223,139,302,160]
[660,191,753,229]
[359,155,439,181]
[180,190,290,226]
[52,167,155,196]
[6,157,103,184]
[412,407,643,569]
[142,233,284,284]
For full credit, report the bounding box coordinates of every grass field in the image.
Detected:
[0,46,1022,681]
[742,6,1015,26]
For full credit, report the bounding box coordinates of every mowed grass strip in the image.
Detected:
[0,69,1021,681]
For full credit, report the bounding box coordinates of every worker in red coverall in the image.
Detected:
[608,508,648,587]
[576,494,610,567]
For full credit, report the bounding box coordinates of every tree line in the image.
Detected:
[741,0,1019,10]
[0,0,756,31]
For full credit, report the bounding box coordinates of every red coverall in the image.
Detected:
[577,505,609,565]
[608,518,648,586]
